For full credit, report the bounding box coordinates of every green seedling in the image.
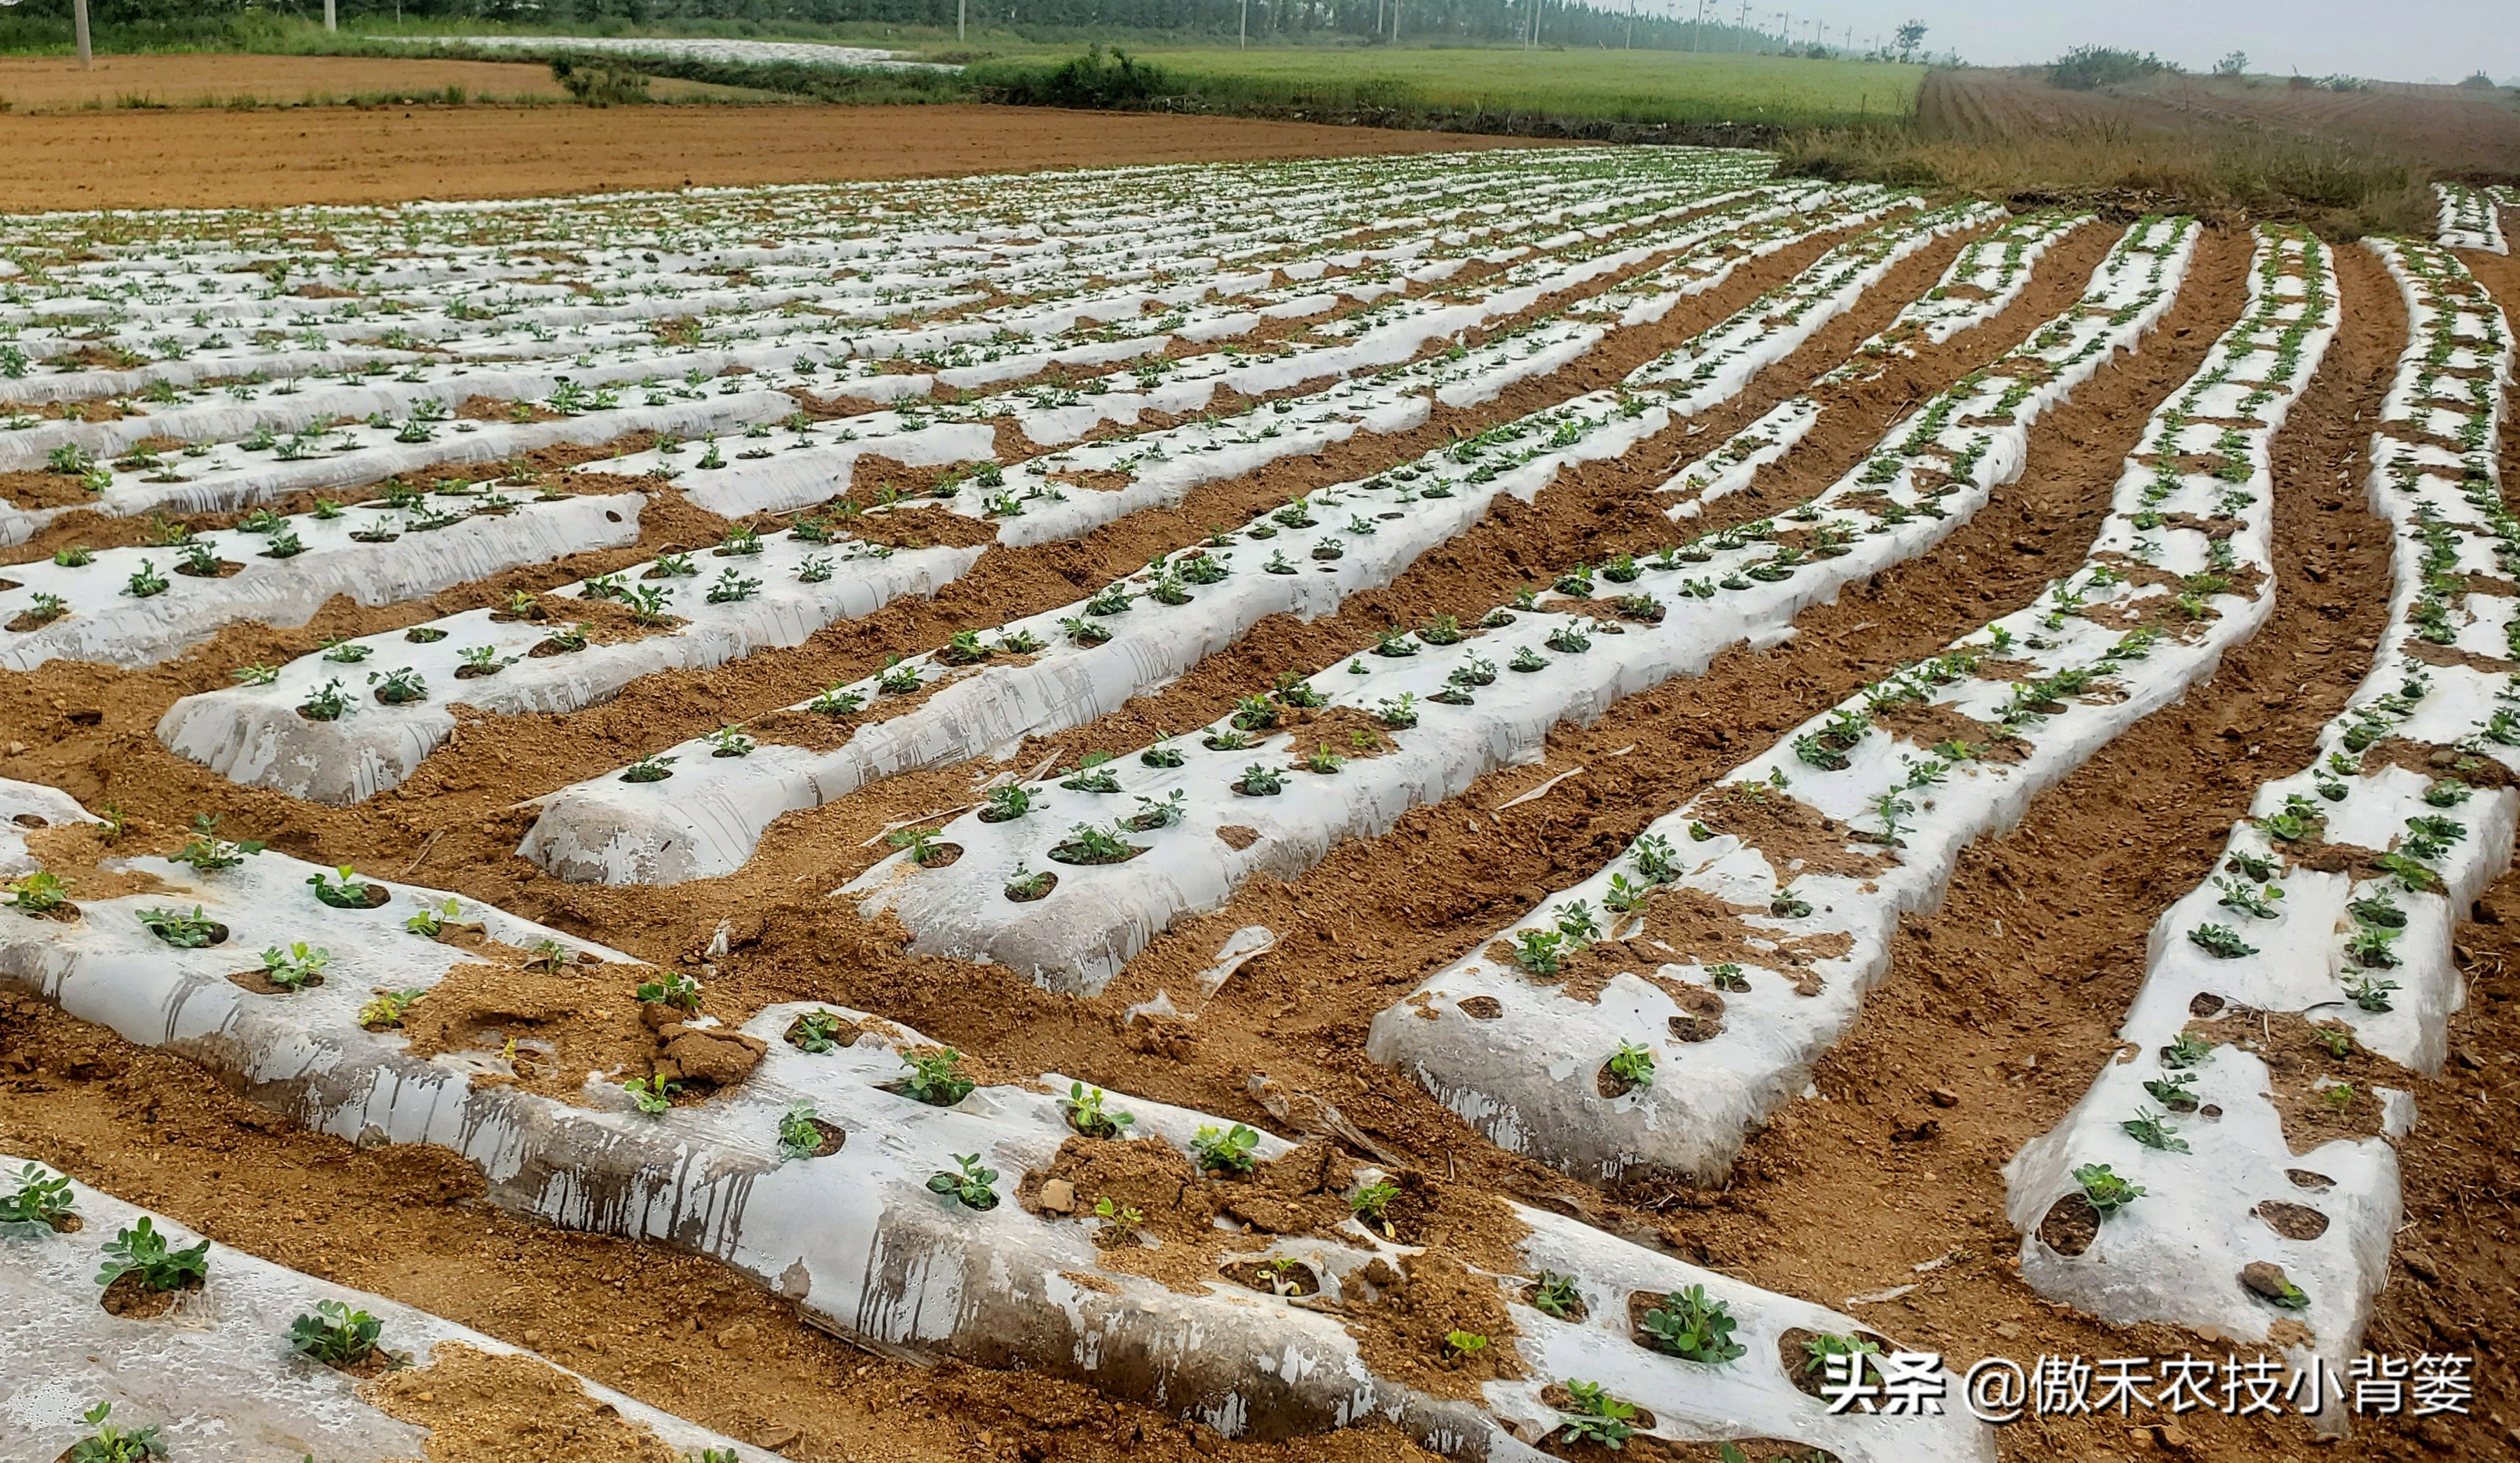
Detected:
[1551,1379,1636,1449]
[357,988,425,1029]
[289,1299,396,1369]
[1192,1122,1260,1176]
[2120,1107,2189,1153]
[1529,1272,1583,1319]
[95,1216,209,1294]
[927,1153,998,1210]
[2073,1162,2143,1214]
[778,1101,830,1160]
[172,812,264,872]
[136,905,221,948]
[1350,1179,1401,1237]
[1605,1040,1656,1090]
[5,871,71,915]
[0,1162,75,1228]
[1639,1285,1744,1363]
[901,1048,977,1106]
[623,1073,680,1115]
[2187,923,2259,959]
[256,942,330,991]
[1059,1081,1134,1139]
[306,864,377,908]
[63,1402,166,1463]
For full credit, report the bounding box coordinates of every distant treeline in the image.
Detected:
[0,0,1793,55]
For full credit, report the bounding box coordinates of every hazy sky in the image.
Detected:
[1646,1,2519,83]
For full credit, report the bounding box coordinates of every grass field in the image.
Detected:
[1015,46,1924,130]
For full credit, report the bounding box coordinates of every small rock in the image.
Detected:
[2240,1261,2298,1303]
[3,743,20,756]
[2150,1422,2191,1452]
[1992,1321,2022,1340]
[714,1321,755,1350]
[1038,1178,1077,1214]
[755,1424,801,1451]
[659,1024,767,1086]
[1928,1087,1960,1108]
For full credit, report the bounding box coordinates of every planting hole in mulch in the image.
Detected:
[1457,996,1503,1020]
[1596,1062,1641,1099]
[2037,1192,2101,1257]
[99,1270,200,1320]
[2256,1200,2330,1239]
[1537,1381,1655,1431]
[405,626,446,643]
[172,558,245,578]
[1777,1326,1892,1400]
[2190,991,2226,1017]
[228,968,322,996]
[1049,836,1145,867]
[783,1012,863,1052]
[1222,1256,1321,1298]
[1216,825,1259,850]
[796,1118,848,1158]
[453,664,502,680]
[319,884,392,909]
[1005,870,1056,902]
[911,844,963,869]
[11,813,46,829]
[2287,1169,2335,1190]
[1665,986,1726,1042]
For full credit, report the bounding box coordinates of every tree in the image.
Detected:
[2212,50,2249,78]
[1894,18,1926,61]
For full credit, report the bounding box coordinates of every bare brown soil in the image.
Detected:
[0,97,1525,211]
[10,215,2517,1463]
[0,53,753,111]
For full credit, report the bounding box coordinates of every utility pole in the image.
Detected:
[72,0,90,68]
[1693,0,1707,53]
[1625,0,1634,50]
[958,0,966,43]
[1390,0,1399,42]
[1240,0,1248,48]
[325,0,336,31]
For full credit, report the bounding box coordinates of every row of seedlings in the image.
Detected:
[845,218,2205,995]
[3,162,1793,539]
[1370,227,2336,1183]
[2434,181,2507,254]
[0,776,1989,1461]
[156,191,1916,806]
[0,1156,777,1460]
[1656,211,2094,515]
[2005,235,2515,1427]
[0,481,645,671]
[0,150,1772,475]
[518,202,2008,884]
[574,183,1903,526]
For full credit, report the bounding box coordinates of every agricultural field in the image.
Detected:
[0,133,2514,1463]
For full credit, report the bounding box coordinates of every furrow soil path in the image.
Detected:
[1602,238,2438,1462]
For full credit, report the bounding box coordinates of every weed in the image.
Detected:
[928,1153,1000,1210]
[1639,1284,1744,1363]
[1192,1122,1260,1176]
[96,1216,208,1293]
[1059,1081,1135,1139]
[901,1048,977,1106]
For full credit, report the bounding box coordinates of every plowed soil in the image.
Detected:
[0,53,755,110]
[6,211,2518,1463]
[0,90,1524,211]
